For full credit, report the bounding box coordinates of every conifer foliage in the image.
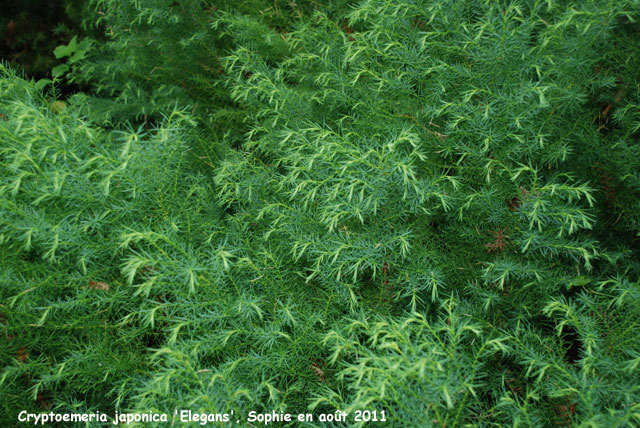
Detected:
[1,0,640,427]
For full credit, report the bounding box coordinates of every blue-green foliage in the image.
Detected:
[2,0,640,426]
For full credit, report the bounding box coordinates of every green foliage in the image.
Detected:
[2,0,640,426]
[67,0,340,130]
[50,36,92,79]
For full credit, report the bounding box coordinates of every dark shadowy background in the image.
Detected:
[0,0,85,79]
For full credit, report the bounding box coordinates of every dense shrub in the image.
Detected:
[215,0,640,424]
[1,0,640,426]
[66,0,350,131]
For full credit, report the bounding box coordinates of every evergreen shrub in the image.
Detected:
[1,0,640,427]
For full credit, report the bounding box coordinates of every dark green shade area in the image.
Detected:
[0,0,87,79]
